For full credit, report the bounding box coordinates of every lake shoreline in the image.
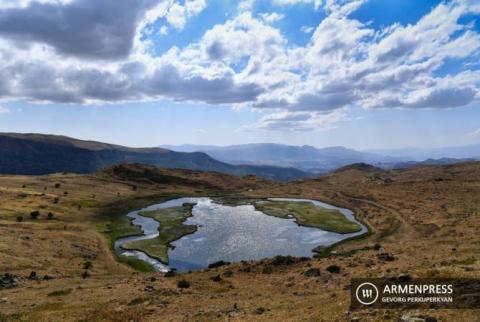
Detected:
[113,196,368,272]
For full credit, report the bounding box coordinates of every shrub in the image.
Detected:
[81,271,90,279]
[30,211,40,219]
[48,289,72,297]
[177,279,190,289]
[83,261,92,270]
[16,215,23,222]
[54,183,61,189]
[47,212,54,220]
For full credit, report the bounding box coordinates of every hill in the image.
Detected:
[0,133,310,181]
[0,161,479,321]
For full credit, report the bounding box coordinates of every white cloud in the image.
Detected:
[0,105,10,113]
[0,0,479,133]
[272,0,323,10]
[260,12,284,23]
[245,109,346,132]
[165,0,206,30]
[238,0,255,12]
[300,26,314,33]
[158,25,168,35]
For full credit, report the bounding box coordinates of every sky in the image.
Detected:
[0,0,479,150]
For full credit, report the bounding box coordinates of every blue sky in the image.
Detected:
[0,0,479,149]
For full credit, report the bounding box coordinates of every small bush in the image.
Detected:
[54,183,61,189]
[48,289,72,297]
[47,212,54,220]
[30,211,40,219]
[254,307,266,315]
[81,271,90,279]
[16,215,23,222]
[53,198,59,204]
[177,279,190,289]
[262,265,273,274]
[83,261,92,270]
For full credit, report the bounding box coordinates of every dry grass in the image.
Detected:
[0,162,479,321]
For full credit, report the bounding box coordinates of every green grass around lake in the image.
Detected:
[121,203,197,264]
[253,201,361,234]
[95,194,178,272]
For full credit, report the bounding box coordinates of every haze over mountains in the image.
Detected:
[162,143,480,172]
[1,133,478,182]
[0,133,309,181]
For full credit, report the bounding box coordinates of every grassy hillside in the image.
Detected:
[0,162,479,321]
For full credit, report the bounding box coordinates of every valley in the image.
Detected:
[0,162,479,321]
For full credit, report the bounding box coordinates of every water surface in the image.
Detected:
[115,197,366,272]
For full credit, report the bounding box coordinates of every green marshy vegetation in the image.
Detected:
[121,203,197,263]
[253,200,362,234]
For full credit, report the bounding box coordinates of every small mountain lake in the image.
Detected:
[114,197,367,272]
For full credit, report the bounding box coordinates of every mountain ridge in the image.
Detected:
[0,133,310,181]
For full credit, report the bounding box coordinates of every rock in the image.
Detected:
[144,285,154,292]
[0,274,18,289]
[210,275,222,282]
[208,260,230,269]
[377,253,395,261]
[400,314,436,322]
[303,268,321,277]
[223,270,233,278]
[326,265,341,274]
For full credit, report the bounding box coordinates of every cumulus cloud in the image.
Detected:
[0,0,479,132]
[165,0,206,30]
[0,0,162,60]
[260,12,284,23]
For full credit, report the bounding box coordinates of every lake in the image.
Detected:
[115,197,366,272]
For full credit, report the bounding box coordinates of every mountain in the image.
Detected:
[368,144,480,161]
[0,133,310,181]
[160,143,403,173]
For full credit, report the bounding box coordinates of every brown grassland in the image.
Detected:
[0,162,479,321]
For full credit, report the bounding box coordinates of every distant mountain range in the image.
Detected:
[2,133,478,181]
[368,144,480,161]
[161,143,480,172]
[0,133,310,181]
[161,143,400,173]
